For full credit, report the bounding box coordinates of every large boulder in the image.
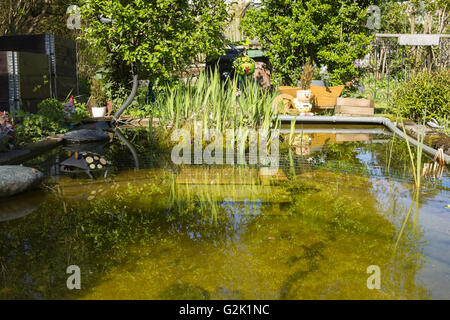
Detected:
[63,129,110,144]
[0,165,44,197]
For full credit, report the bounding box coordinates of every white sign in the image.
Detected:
[398,34,440,46]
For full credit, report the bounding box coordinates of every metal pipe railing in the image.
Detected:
[278,115,450,164]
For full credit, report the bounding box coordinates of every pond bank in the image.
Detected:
[81,116,160,128]
[1,116,448,166]
[398,120,450,155]
[0,134,63,165]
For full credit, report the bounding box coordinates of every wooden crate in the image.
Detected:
[334,98,374,116]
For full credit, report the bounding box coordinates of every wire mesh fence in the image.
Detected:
[35,149,450,193]
[360,36,450,104]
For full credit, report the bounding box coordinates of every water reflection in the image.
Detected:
[0,191,45,222]
[114,128,140,171]
[0,168,432,299]
[0,127,447,299]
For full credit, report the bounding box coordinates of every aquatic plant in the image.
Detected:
[394,120,425,249]
[152,71,277,132]
[394,91,432,249]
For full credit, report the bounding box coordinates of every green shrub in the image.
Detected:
[391,69,450,121]
[13,98,89,144]
[240,0,373,86]
[13,112,67,143]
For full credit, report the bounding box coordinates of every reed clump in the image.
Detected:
[153,71,278,131]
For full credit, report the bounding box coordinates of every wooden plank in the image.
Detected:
[336,98,374,108]
[0,134,63,165]
[398,34,440,46]
[335,105,374,115]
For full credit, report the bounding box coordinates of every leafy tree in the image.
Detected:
[0,0,77,36]
[80,0,231,84]
[240,0,378,86]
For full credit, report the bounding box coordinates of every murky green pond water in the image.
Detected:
[1,125,449,299]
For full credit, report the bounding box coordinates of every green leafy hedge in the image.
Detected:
[13,99,89,144]
[391,69,450,121]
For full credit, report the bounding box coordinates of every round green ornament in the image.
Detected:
[233,55,256,76]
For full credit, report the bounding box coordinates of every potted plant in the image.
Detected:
[296,62,314,102]
[89,78,107,118]
[311,64,329,87]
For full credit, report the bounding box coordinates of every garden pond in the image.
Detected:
[0,124,449,299]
